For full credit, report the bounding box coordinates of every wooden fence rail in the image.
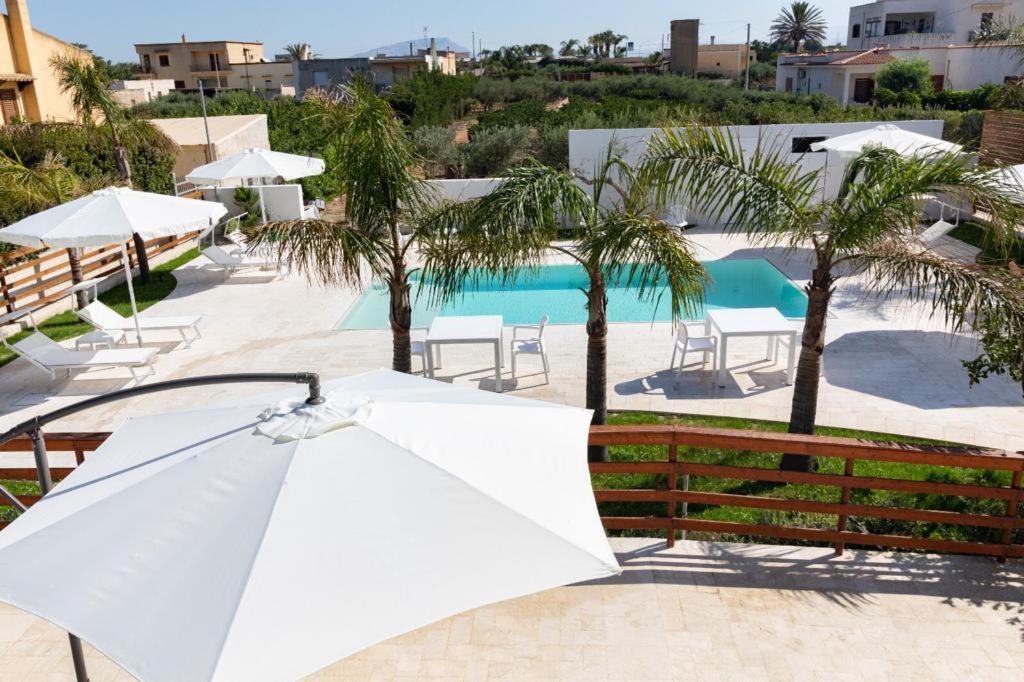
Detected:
[0,427,1021,562]
[0,233,198,316]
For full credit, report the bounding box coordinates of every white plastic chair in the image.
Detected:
[410,327,432,375]
[511,315,550,383]
[670,323,717,381]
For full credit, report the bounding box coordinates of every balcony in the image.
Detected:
[870,31,958,48]
[189,61,231,74]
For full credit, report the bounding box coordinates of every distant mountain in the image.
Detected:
[353,37,469,58]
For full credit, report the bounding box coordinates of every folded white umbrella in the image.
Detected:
[186,148,326,223]
[810,123,963,158]
[0,370,619,682]
[987,163,1024,203]
[0,187,227,345]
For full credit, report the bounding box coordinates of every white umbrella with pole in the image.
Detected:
[810,123,963,158]
[0,187,227,346]
[186,148,326,223]
[0,369,620,682]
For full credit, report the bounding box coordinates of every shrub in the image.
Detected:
[537,125,570,169]
[413,126,463,178]
[874,59,932,105]
[463,126,531,177]
[385,71,477,128]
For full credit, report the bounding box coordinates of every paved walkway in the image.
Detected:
[0,228,1021,453]
[1,538,1021,680]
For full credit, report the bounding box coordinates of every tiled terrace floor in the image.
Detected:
[0,228,1021,454]
[1,538,1022,681]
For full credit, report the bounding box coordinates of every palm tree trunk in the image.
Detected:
[111,130,151,285]
[586,273,609,462]
[66,248,88,310]
[388,257,413,374]
[781,264,834,472]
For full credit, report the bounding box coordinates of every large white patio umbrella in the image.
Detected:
[0,370,619,682]
[186,148,326,223]
[810,123,963,158]
[0,187,227,346]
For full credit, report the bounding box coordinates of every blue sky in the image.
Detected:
[26,1,854,63]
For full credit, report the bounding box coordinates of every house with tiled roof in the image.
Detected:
[777,0,1024,105]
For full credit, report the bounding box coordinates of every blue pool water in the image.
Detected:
[339,259,808,329]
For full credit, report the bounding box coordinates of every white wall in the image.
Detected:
[201,184,305,220]
[428,178,502,201]
[568,120,946,215]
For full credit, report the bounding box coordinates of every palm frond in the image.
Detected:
[245,219,389,287]
[642,125,821,244]
[855,244,1024,334]
[579,212,708,322]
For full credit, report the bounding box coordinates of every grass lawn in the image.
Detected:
[0,248,201,369]
[600,412,1020,548]
[948,221,1024,265]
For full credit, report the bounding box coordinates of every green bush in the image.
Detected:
[385,71,477,128]
[413,126,463,178]
[537,125,570,169]
[463,126,531,177]
[874,58,932,105]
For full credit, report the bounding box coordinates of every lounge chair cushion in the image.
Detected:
[13,332,156,368]
[79,301,202,332]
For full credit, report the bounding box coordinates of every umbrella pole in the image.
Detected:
[258,184,268,224]
[120,242,144,348]
[29,429,90,682]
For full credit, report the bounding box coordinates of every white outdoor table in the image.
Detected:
[704,308,798,388]
[75,329,125,350]
[425,315,505,392]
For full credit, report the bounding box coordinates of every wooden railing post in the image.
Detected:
[0,268,13,314]
[998,468,1022,564]
[835,457,855,555]
[667,442,678,548]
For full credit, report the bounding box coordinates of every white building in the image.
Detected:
[777,0,1024,104]
[107,79,176,107]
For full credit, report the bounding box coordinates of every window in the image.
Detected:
[209,53,222,71]
[785,76,793,93]
[792,136,827,153]
[142,54,152,72]
[313,70,329,86]
[173,80,185,89]
[0,89,19,125]
[981,12,994,30]
[158,54,170,67]
[931,75,945,92]
[852,24,861,38]
[865,18,881,37]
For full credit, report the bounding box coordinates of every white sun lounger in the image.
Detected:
[4,332,157,384]
[201,246,281,278]
[78,301,203,348]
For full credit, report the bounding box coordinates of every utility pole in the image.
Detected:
[744,23,751,91]
[472,31,476,61]
[242,47,252,91]
[197,79,214,163]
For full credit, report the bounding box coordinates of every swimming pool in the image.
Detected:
[338,259,808,329]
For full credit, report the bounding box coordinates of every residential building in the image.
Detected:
[292,41,457,98]
[134,37,295,94]
[697,40,756,78]
[150,113,269,177]
[0,0,93,124]
[108,79,175,107]
[777,0,1024,104]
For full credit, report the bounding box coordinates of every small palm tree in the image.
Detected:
[245,80,443,373]
[422,150,707,461]
[0,148,98,308]
[770,1,827,52]
[51,53,173,284]
[644,126,1024,471]
[283,43,309,61]
[559,39,580,57]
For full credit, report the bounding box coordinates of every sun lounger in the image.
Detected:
[4,332,157,384]
[201,246,282,278]
[77,301,203,348]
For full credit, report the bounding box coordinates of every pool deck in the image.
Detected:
[0,226,1021,454]
[2,537,1022,680]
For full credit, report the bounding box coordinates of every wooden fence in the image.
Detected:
[1,427,1022,561]
[0,233,198,316]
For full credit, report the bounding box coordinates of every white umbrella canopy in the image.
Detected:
[810,123,963,158]
[0,186,228,249]
[0,370,619,682]
[186,147,326,185]
[0,187,227,346]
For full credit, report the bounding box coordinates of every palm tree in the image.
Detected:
[245,80,443,373]
[282,43,310,61]
[644,126,1024,471]
[421,150,707,461]
[0,148,97,308]
[770,2,827,52]
[559,39,581,57]
[587,31,627,59]
[50,54,169,284]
